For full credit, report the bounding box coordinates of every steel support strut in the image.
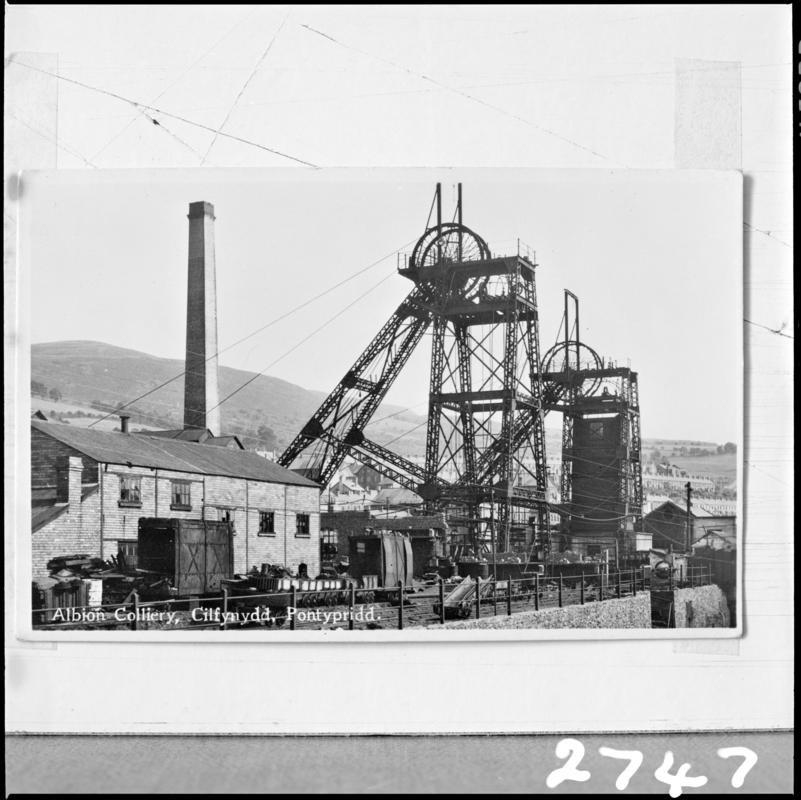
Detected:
[278,285,434,484]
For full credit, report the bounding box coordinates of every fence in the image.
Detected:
[31,565,713,632]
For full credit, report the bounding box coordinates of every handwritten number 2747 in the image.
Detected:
[546,739,757,796]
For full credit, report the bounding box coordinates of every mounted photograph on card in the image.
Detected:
[16,168,743,640]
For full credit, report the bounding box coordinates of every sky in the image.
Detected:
[21,168,742,442]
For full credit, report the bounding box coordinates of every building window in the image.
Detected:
[170,480,191,510]
[118,540,138,569]
[119,476,141,507]
[586,544,602,557]
[321,529,337,560]
[258,511,275,535]
[295,513,311,537]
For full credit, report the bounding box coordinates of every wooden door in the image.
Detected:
[176,523,205,595]
[204,522,232,592]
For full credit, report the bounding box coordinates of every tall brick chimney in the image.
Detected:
[183,201,221,435]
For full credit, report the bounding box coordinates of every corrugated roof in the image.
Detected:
[204,435,244,449]
[644,499,731,519]
[644,500,687,518]
[694,504,736,518]
[138,428,211,442]
[32,421,319,488]
[137,429,244,449]
[691,505,715,518]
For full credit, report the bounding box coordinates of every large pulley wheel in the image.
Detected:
[410,222,491,298]
[541,340,604,397]
[410,222,490,268]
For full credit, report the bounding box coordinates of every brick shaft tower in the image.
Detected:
[183,201,221,435]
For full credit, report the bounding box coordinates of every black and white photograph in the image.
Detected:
[5,4,792,791]
[19,169,742,638]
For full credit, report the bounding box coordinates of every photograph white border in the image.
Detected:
[13,166,744,643]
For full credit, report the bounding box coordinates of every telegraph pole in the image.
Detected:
[685,481,692,552]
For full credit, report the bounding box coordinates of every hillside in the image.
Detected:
[31,341,735,480]
[641,438,737,484]
[31,341,427,453]
[661,453,738,483]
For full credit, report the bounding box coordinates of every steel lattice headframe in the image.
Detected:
[279,184,551,554]
[279,184,643,558]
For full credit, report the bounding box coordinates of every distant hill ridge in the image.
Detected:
[31,341,729,457]
[30,340,426,452]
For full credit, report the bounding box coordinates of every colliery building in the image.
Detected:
[30,198,322,584]
[643,499,736,553]
[31,419,321,581]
